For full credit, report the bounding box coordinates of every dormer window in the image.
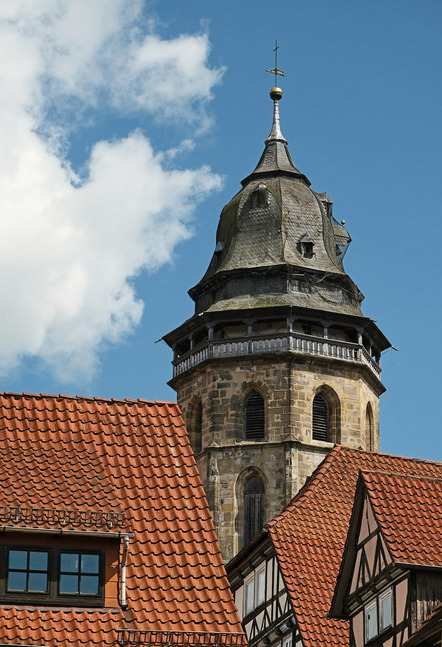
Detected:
[250,183,268,208]
[60,552,100,595]
[298,235,315,259]
[1,546,104,606]
[8,549,48,593]
[302,242,314,258]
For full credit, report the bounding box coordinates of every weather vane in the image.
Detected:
[266,39,285,86]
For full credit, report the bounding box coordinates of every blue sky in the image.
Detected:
[1,1,441,461]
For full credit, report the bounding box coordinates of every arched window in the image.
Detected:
[245,392,265,440]
[244,475,265,546]
[189,400,202,454]
[312,393,330,441]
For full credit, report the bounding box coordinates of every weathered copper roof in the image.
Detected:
[267,446,442,647]
[0,392,245,647]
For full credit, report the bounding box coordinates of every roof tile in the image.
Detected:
[268,446,442,647]
[0,392,245,647]
[361,470,442,567]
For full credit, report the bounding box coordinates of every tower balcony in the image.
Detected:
[172,331,381,380]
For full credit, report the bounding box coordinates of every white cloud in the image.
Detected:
[0,1,224,382]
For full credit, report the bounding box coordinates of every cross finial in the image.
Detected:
[266,39,285,86]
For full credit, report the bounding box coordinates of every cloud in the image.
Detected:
[0,1,224,382]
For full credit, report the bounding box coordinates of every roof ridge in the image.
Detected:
[1,392,179,407]
[354,445,442,467]
[361,468,442,485]
[268,444,442,528]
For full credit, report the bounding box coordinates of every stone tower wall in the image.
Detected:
[173,353,381,560]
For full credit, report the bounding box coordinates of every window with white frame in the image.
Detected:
[364,587,393,642]
[283,635,293,647]
[243,564,266,616]
[379,588,393,632]
[244,573,255,615]
[256,565,266,607]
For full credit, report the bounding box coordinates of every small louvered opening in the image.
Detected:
[312,393,329,441]
[244,476,265,546]
[245,393,265,440]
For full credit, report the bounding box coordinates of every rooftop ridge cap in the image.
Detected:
[268,445,442,529]
[360,469,442,484]
[353,445,442,467]
[0,391,179,407]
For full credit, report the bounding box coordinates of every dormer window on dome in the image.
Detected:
[298,234,315,259]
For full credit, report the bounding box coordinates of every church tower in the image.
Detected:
[163,85,390,561]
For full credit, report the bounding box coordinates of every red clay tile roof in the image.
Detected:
[361,470,442,568]
[267,445,442,647]
[0,392,245,647]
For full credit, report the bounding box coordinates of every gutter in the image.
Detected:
[0,526,133,540]
[120,534,130,609]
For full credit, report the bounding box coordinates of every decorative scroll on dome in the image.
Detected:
[0,505,127,530]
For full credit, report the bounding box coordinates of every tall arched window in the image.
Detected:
[245,392,265,440]
[244,475,265,546]
[312,393,330,441]
[189,400,202,454]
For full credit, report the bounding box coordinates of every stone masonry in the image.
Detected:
[173,352,382,561]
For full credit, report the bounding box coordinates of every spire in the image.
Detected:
[241,85,310,187]
[266,87,287,143]
[241,41,310,186]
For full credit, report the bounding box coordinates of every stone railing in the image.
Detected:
[172,332,381,379]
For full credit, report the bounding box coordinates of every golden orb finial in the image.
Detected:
[270,87,283,101]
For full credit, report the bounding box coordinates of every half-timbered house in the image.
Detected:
[226,446,441,647]
[330,470,441,647]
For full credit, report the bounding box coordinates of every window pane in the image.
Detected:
[61,553,79,573]
[81,554,99,574]
[256,568,266,606]
[380,590,393,631]
[60,574,79,594]
[365,601,378,641]
[8,571,27,591]
[29,551,48,571]
[80,575,99,595]
[28,572,48,593]
[9,550,27,570]
[245,579,255,615]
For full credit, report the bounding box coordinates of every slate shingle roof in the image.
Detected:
[0,392,245,647]
[361,470,442,568]
[267,445,442,647]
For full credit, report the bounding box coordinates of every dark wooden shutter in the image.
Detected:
[244,476,265,545]
[312,394,329,441]
[245,393,265,440]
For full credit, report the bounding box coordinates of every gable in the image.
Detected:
[349,495,392,595]
[267,446,442,647]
